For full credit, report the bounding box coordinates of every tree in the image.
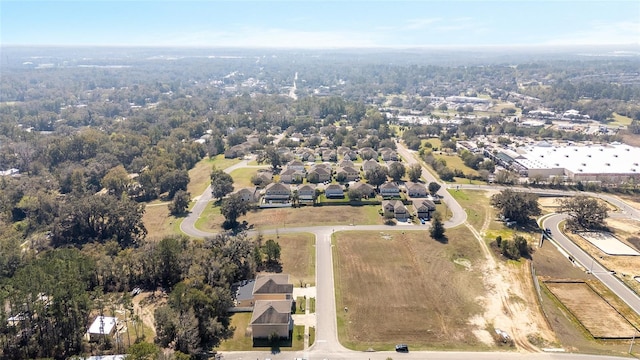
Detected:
[490,189,541,224]
[429,212,446,241]
[169,190,191,215]
[388,161,406,181]
[127,342,160,360]
[559,196,608,230]
[160,169,190,199]
[220,193,250,229]
[210,167,234,201]
[407,163,422,182]
[101,165,130,196]
[428,181,441,196]
[347,187,364,202]
[263,239,281,264]
[264,146,282,171]
[365,166,387,188]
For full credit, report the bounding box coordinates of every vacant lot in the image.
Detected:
[187,155,241,196]
[333,228,487,350]
[241,205,383,230]
[143,203,180,241]
[546,282,637,338]
[264,232,316,286]
[229,167,259,189]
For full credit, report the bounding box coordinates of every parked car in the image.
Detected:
[395,344,409,352]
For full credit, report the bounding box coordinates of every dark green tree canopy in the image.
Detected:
[559,195,609,230]
[490,189,541,224]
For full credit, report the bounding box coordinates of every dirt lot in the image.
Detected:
[143,203,179,241]
[334,228,491,350]
[546,282,637,338]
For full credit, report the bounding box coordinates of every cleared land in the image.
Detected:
[241,205,383,230]
[142,203,181,241]
[187,155,241,196]
[333,228,487,350]
[545,282,638,338]
[268,232,316,286]
[229,167,260,189]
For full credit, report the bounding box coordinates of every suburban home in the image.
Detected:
[286,160,306,172]
[325,184,345,198]
[405,182,427,197]
[88,316,118,342]
[350,182,375,198]
[297,184,316,203]
[414,199,436,219]
[336,166,359,181]
[307,165,332,183]
[380,149,399,161]
[237,187,259,203]
[250,300,293,341]
[321,149,337,162]
[358,147,378,160]
[298,150,316,162]
[263,183,291,203]
[224,144,248,159]
[252,273,293,301]
[337,147,358,161]
[279,167,305,184]
[361,159,380,173]
[233,279,256,307]
[337,159,355,169]
[379,182,401,198]
[382,200,409,221]
[428,194,442,204]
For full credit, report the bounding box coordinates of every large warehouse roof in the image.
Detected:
[518,143,640,174]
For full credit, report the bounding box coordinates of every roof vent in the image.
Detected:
[600,148,603,151]
[582,163,586,166]
[578,169,583,172]
[565,154,569,157]
[555,163,560,166]
[614,154,618,157]
[626,148,630,151]
[605,163,610,166]
[540,155,544,158]
[587,154,591,157]
[574,148,578,151]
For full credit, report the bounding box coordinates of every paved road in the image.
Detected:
[179,152,639,360]
[543,214,640,316]
[396,142,467,227]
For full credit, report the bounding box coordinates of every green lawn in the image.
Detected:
[217,314,306,351]
[187,155,241,196]
[448,189,489,229]
[194,203,224,232]
[609,112,633,127]
[229,167,259,189]
[433,152,479,178]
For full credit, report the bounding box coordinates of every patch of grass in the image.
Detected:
[309,297,316,313]
[333,228,486,350]
[609,112,633,127]
[309,327,315,346]
[448,189,489,229]
[296,296,306,314]
[194,203,224,232]
[143,203,180,241]
[422,138,442,150]
[260,232,316,286]
[187,155,241,196]
[433,152,479,178]
[240,205,383,230]
[230,167,259,189]
[217,312,254,351]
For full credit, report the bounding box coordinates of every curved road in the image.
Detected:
[180,148,639,360]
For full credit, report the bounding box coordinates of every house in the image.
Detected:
[361,159,380,173]
[337,147,358,161]
[88,316,118,342]
[255,170,273,186]
[382,200,409,221]
[297,184,316,203]
[233,279,256,307]
[321,149,337,162]
[264,183,291,203]
[379,182,400,198]
[252,273,293,301]
[414,199,436,219]
[307,165,332,183]
[337,159,355,169]
[358,147,378,160]
[336,166,359,181]
[405,182,427,197]
[427,194,441,204]
[250,300,293,341]
[237,187,259,203]
[350,182,375,198]
[286,160,306,172]
[224,144,247,159]
[279,167,304,184]
[380,149,399,161]
[325,184,345,198]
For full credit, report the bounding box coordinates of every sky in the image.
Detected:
[1,0,639,48]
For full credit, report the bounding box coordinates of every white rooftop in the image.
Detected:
[518,143,640,174]
[88,316,117,335]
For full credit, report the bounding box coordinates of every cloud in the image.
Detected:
[403,17,442,30]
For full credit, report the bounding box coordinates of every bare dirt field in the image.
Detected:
[545,282,637,339]
[333,228,490,350]
[131,291,169,340]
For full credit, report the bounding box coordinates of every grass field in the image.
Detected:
[187,155,241,196]
[448,189,492,229]
[609,112,634,127]
[545,282,637,338]
[265,232,316,286]
[142,203,181,241]
[229,167,259,189]
[194,203,225,232]
[433,152,479,178]
[241,205,383,230]
[333,228,487,350]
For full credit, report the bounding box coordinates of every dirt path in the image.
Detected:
[465,210,554,352]
[131,291,167,339]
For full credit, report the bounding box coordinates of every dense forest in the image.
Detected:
[1,46,639,359]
